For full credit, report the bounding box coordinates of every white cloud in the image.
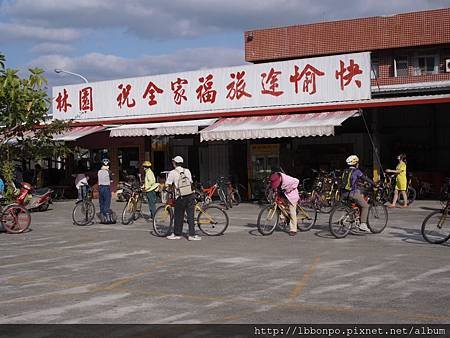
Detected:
[0,22,81,42]
[29,47,246,87]
[3,0,449,41]
[30,42,74,55]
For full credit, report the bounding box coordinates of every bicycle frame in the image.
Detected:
[202,183,218,199]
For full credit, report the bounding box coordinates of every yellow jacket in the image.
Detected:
[143,168,159,192]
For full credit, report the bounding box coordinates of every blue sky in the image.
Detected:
[1,0,449,91]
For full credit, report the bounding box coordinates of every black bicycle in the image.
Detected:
[421,198,450,244]
[72,184,95,226]
[329,188,388,238]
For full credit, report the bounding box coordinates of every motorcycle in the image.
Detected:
[116,181,134,202]
[117,174,142,202]
[17,182,53,212]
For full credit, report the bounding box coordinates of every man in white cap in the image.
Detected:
[165,155,200,241]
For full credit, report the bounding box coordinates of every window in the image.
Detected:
[394,56,408,77]
[371,60,379,79]
[413,55,439,75]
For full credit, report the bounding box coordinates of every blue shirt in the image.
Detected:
[349,167,374,192]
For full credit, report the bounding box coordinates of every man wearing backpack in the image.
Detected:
[165,156,200,241]
[341,155,376,233]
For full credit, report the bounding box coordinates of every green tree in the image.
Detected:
[0,52,70,198]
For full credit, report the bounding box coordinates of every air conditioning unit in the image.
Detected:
[446,59,450,72]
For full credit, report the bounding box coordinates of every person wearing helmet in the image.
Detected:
[165,155,200,241]
[142,161,159,220]
[342,155,375,232]
[269,171,300,236]
[98,158,112,217]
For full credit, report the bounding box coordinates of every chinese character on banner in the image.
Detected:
[55,89,72,112]
[226,71,252,100]
[335,59,363,91]
[196,74,217,104]
[290,64,325,95]
[117,83,136,108]
[143,81,164,106]
[79,87,93,111]
[171,78,188,105]
[261,68,284,97]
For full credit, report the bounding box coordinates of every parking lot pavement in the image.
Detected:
[0,199,449,324]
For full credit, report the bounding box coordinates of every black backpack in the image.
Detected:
[100,210,117,224]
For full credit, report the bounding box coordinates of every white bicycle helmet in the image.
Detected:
[346,155,359,166]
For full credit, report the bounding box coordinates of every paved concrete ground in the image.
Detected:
[0,199,449,324]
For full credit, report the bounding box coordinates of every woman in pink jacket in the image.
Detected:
[270,172,300,236]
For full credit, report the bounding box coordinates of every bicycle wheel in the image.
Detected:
[297,202,317,231]
[398,186,416,205]
[122,199,137,225]
[153,205,173,237]
[229,190,241,206]
[72,200,95,226]
[421,210,450,244]
[367,202,388,233]
[217,188,229,209]
[329,204,352,238]
[134,196,143,220]
[1,204,31,234]
[257,205,279,236]
[197,205,229,236]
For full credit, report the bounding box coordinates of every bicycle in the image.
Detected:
[72,183,95,226]
[299,174,338,214]
[379,173,416,206]
[152,193,229,237]
[439,177,450,207]
[328,187,388,238]
[0,182,32,234]
[121,185,146,225]
[195,177,229,209]
[421,198,450,244]
[256,192,317,235]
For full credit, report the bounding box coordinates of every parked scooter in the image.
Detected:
[116,181,134,202]
[17,182,53,211]
[116,175,140,202]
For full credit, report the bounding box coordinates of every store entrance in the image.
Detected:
[249,144,279,200]
[118,147,139,181]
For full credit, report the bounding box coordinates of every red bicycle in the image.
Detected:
[1,182,32,234]
[196,177,230,209]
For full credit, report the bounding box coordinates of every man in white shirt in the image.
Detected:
[165,156,200,241]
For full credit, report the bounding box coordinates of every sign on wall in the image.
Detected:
[52,52,371,121]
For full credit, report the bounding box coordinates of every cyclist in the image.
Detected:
[142,161,159,220]
[341,155,375,233]
[385,153,408,208]
[269,171,299,236]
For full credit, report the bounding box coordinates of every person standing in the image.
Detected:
[269,171,299,236]
[98,158,112,217]
[386,153,408,208]
[165,156,200,241]
[142,161,159,220]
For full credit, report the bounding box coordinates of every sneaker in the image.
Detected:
[166,234,181,240]
[188,235,202,241]
[288,231,297,236]
[358,223,371,232]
